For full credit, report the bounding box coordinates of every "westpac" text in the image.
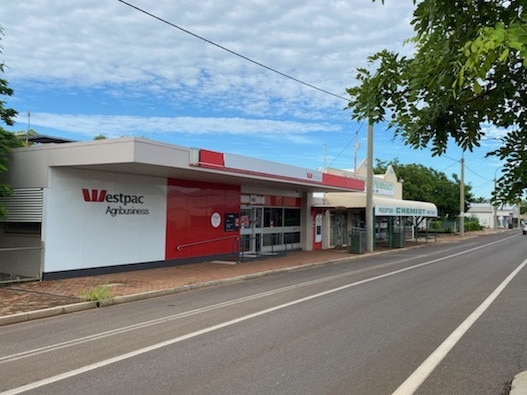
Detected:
[82,189,145,205]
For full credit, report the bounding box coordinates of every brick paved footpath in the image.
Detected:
[0,230,502,318]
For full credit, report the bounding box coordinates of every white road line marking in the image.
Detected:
[1,236,516,394]
[4,235,512,364]
[392,257,527,395]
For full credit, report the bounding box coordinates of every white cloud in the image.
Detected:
[0,1,415,102]
[20,112,341,138]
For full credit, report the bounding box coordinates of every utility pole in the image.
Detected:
[366,122,374,252]
[323,143,326,172]
[459,153,465,237]
[493,168,499,230]
[353,131,359,176]
[26,111,31,146]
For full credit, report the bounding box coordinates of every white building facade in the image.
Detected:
[0,138,364,280]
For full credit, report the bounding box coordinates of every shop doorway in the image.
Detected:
[240,206,263,254]
[330,211,347,247]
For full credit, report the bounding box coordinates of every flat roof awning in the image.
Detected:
[313,194,438,217]
[8,138,364,194]
[374,197,438,217]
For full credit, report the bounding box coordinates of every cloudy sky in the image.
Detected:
[0,1,505,198]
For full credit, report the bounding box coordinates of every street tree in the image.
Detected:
[347,1,526,205]
[374,159,474,218]
[15,129,38,146]
[0,27,22,219]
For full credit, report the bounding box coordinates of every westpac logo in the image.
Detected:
[82,188,144,205]
[81,188,149,217]
[82,188,107,203]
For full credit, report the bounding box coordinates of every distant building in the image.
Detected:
[466,202,520,229]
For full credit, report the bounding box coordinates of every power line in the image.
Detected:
[443,154,494,182]
[464,163,493,182]
[116,0,349,102]
[327,124,364,168]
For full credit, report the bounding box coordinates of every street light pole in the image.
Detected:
[493,167,500,230]
[460,153,465,237]
[366,122,374,252]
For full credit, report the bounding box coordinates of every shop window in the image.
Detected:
[284,231,300,244]
[284,208,300,226]
[264,208,283,227]
[263,233,282,246]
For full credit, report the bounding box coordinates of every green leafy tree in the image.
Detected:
[519,200,527,216]
[347,1,526,205]
[374,159,475,218]
[0,27,22,219]
[15,129,38,146]
[473,196,488,203]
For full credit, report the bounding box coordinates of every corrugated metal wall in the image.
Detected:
[0,188,43,222]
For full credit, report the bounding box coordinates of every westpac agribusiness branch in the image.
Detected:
[0,138,364,279]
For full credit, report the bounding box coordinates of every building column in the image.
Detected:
[302,192,314,251]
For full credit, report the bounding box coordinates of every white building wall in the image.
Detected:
[467,203,520,229]
[43,168,167,273]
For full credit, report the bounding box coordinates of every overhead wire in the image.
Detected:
[117,1,498,185]
[116,0,363,167]
[443,154,494,182]
[116,0,349,102]
[327,124,364,169]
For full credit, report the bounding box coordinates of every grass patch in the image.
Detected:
[79,285,113,301]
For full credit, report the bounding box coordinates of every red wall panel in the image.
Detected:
[264,196,301,207]
[265,196,282,206]
[282,196,301,207]
[165,179,241,259]
[199,149,225,167]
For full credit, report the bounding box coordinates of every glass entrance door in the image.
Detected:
[330,211,347,247]
[240,206,263,254]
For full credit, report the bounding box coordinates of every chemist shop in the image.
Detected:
[0,137,364,280]
[313,166,438,251]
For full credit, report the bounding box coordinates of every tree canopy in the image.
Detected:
[374,159,475,218]
[347,0,526,205]
[0,27,22,219]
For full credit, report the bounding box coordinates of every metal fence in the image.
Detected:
[237,234,294,263]
[175,234,294,264]
[0,245,42,284]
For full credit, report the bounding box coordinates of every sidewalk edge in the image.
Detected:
[0,258,350,327]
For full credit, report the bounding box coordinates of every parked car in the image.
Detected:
[523,224,527,235]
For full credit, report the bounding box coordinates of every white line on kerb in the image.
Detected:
[392,257,527,395]
[1,236,519,394]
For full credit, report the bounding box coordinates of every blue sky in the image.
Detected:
[0,1,506,199]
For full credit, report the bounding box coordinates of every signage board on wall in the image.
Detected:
[372,179,395,196]
[44,169,167,273]
[81,188,150,217]
[375,205,437,217]
[224,213,239,232]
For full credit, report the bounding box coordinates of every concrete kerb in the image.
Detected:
[0,301,97,326]
[3,231,524,392]
[0,253,362,327]
[0,234,489,328]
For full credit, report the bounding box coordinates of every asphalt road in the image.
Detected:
[1,232,526,394]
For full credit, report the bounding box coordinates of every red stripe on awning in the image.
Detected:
[199,149,225,167]
[322,172,364,191]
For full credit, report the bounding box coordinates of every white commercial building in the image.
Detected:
[0,138,364,280]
